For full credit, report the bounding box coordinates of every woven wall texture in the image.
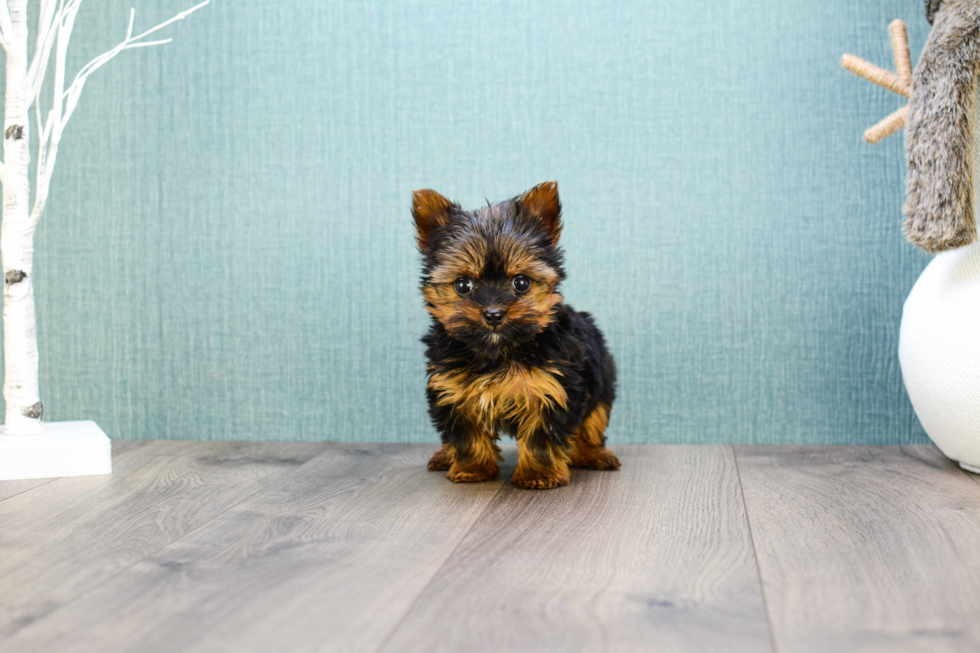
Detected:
[2,0,933,443]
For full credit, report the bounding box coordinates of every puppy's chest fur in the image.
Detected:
[427,361,567,434]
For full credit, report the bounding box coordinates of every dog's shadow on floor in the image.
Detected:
[498,441,519,481]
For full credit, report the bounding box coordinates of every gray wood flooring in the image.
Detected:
[0,442,978,653]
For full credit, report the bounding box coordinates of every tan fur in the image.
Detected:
[427,445,453,471]
[429,234,559,287]
[424,285,562,336]
[428,363,570,485]
[428,363,568,434]
[568,403,621,470]
[422,284,486,332]
[505,285,563,332]
[520,181,563,245]
[511,441,571,489]
[429,239,488,283]
[445,439,501,483]
[411,189,454,252]
[423,219,564,338]
[426,359,620,487]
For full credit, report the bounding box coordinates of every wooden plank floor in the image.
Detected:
[735,446,980,653]
[0,442,978,653]
[380,446,770,653]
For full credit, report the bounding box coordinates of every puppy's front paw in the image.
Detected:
[446,461,499,483]
[595,450,622,470]
[427,447,452,471]
[510,469,570,490]
[570,448,621,470]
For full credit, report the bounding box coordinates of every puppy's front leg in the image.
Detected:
[512,426,571,490]
[426,385,501,482]
[446,427,501,483]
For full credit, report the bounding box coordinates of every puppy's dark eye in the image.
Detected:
[454,277,473,295]
[513,275,531,293]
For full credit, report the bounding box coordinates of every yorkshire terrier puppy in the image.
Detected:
[413,181,619,490]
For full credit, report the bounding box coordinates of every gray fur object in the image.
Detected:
[904,0,980,252]
[925,0,944,24]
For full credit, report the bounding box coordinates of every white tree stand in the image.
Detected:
[0,420,110,480]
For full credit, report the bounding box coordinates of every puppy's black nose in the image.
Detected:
[482,307,506,326]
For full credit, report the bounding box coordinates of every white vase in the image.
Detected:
[899,240,980,473]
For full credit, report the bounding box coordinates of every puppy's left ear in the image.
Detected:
[519,181,562,245]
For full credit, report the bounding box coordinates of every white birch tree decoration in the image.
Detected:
[0,0,207,480]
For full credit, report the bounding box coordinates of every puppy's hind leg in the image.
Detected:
[568,403,621,470]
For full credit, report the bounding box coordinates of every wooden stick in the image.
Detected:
[841,54,910,97]
[864,105,907,144]
[889,19,912,86]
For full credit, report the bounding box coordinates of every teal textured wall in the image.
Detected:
[2,0,933,443]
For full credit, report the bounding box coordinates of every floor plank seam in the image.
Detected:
[4,443,334,640]
[731,446,780,653]
[0,478,60,503]
[371,467,515,653]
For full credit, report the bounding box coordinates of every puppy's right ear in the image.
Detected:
[412,189,454,254]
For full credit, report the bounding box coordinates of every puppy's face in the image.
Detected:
[414,182,566,357]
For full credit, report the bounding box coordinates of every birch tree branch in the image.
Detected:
[29,0,74,225]
[29,0,209,224]
[26,0,64,103]
[60,1,209,127]
[0,2,14,51]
